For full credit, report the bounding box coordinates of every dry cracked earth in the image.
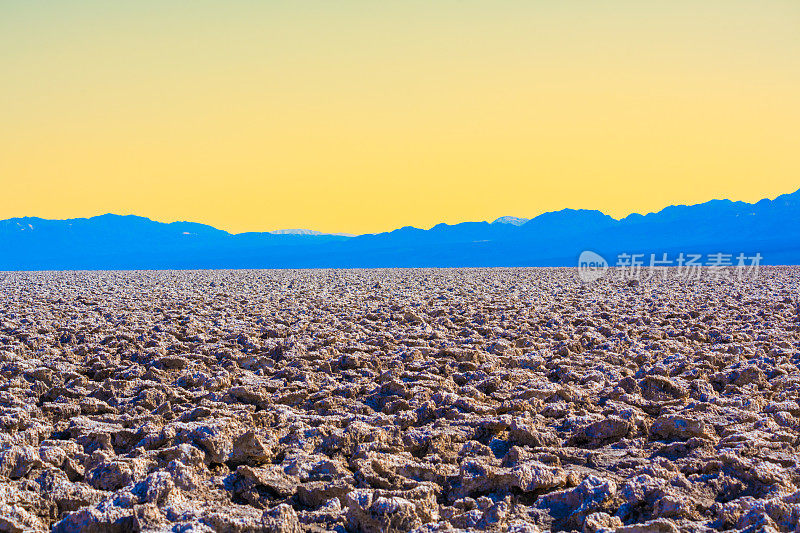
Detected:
[1,268,800,533]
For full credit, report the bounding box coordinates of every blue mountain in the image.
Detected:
[1,189,798,269]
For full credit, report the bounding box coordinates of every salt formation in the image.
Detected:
[0,268,798,532]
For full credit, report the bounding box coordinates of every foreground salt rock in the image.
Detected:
[0,267,798,532]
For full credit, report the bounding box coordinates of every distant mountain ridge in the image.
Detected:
[268,228,356,237]
[491,216,530,226]
[1,189,799,269]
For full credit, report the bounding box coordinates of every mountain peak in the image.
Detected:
[269,228,355,237]
[491,216,530,226]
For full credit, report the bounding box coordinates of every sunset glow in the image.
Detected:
[2,1,798,234]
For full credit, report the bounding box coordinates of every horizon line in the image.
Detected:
[3,186,798,237]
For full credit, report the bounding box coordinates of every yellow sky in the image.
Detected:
[1,1,798,234]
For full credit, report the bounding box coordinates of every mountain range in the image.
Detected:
[1,188,799,270]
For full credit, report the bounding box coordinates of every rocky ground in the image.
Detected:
[0,268,799,532]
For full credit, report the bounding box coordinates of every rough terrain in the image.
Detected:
[0,267,799,532]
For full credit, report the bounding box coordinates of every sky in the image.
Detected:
[1,1,799,234]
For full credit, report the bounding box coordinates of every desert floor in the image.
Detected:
[1,268,799,532]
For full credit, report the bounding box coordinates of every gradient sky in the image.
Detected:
[2,1,799,234]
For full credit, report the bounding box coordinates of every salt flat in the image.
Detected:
[0,268,799,532]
